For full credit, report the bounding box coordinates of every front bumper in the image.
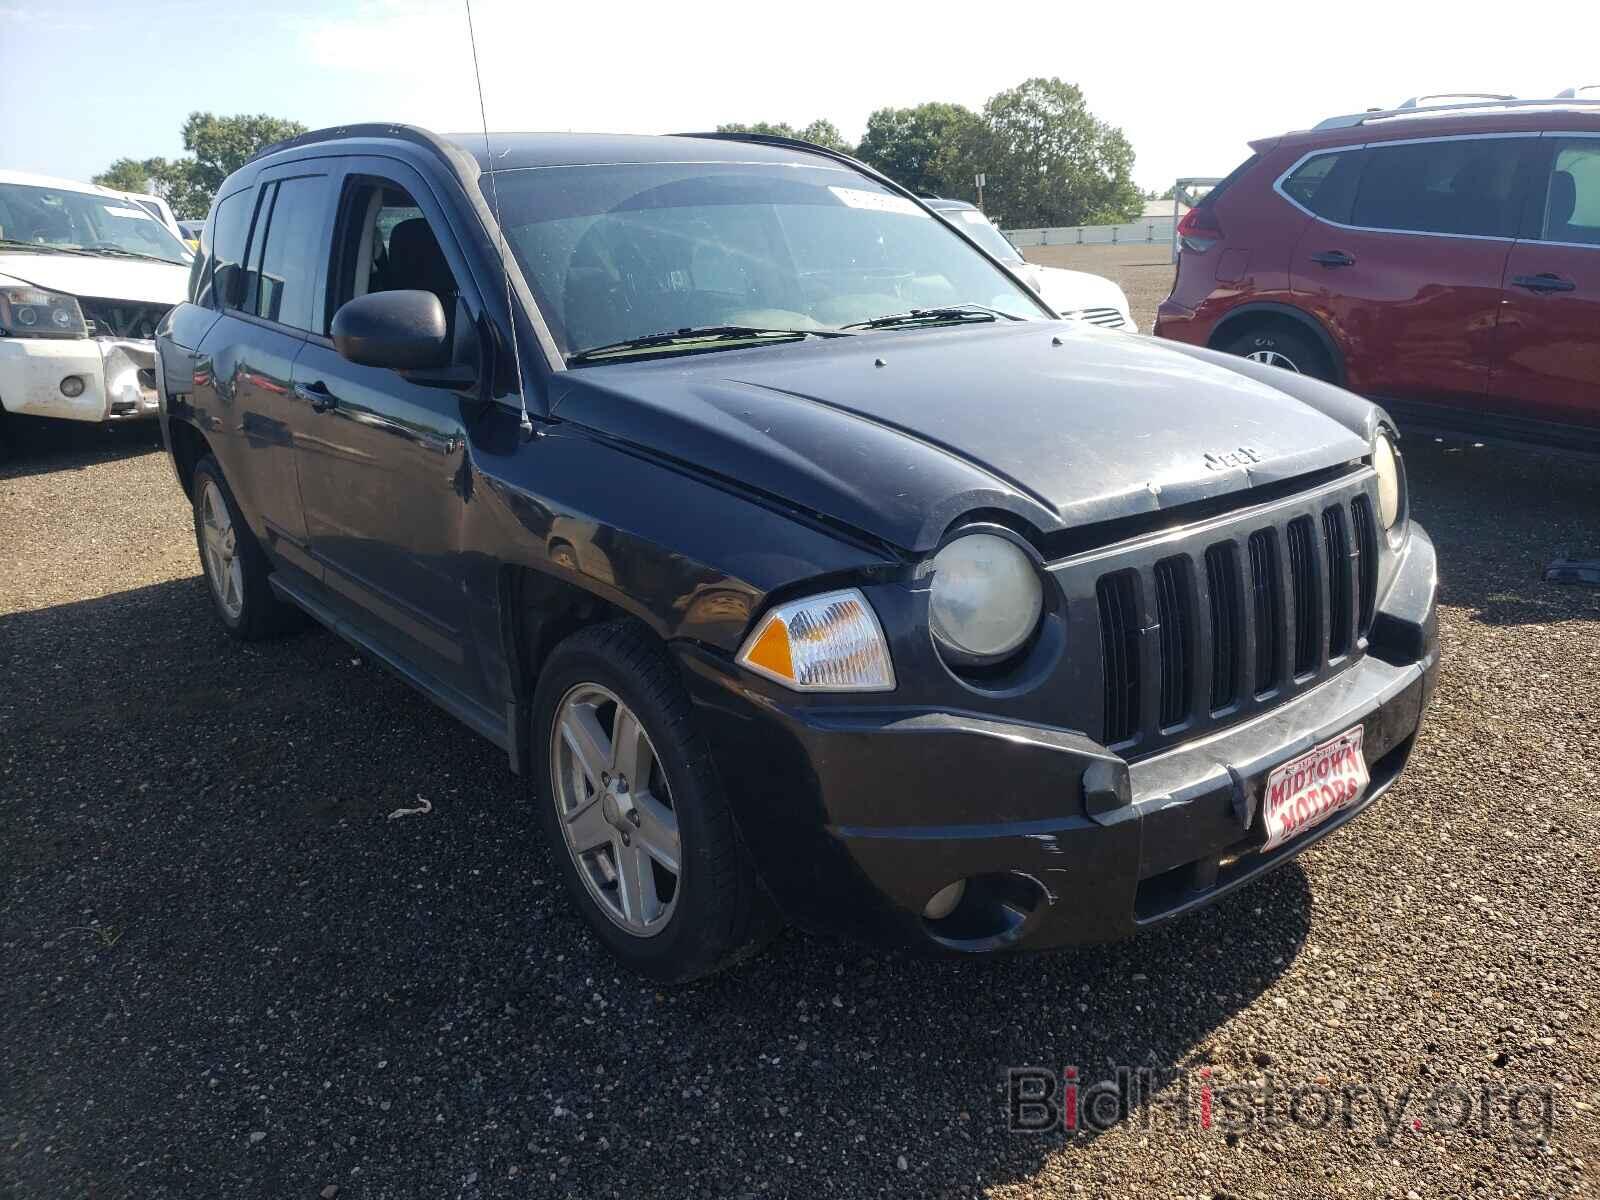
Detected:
[680,524,1439,955]
[0,336,160,422]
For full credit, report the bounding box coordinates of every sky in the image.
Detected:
[3,0,1598,198]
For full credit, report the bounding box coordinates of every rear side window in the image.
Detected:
[1281,150,1365,224]
[249,175,330,330]
[1540,141,1600,246]
[197,189,252,309]
[1350,137,1523,238]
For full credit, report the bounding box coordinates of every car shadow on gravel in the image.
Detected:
[0,415,164,479]
[1,575,1311,1197]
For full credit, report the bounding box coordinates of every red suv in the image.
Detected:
[1155,96,1600,453]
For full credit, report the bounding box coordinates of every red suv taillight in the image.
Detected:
[1177,205,1223,253]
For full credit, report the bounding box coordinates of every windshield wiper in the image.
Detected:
[841,303,1025,330]
[83,246,185,265]
[0,238,97,257]
[568,324,851,364]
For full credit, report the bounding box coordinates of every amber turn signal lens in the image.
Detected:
[735,588,895,693]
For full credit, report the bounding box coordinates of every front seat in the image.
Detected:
[1545,170,1587,243]
[383,218,458,311]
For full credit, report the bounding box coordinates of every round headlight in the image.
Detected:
[927,532,1043,663]
[1373,431,1402,529]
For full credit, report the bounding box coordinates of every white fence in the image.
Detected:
[1004,218,1176,247]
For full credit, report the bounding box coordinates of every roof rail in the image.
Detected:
[1397,92,1514,108]
[1557,85,1600,98]
[1314,95,1600,130]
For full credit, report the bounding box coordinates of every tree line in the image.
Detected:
[94,113,308,219]
[721,77,1143,227]
[95,79,1142,229]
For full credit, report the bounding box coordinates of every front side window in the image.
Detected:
[1349,137,1523,238]
[1540,141,1600,246]
[328,181,460,331]
[249,175,329,331]
[0,181,191,265]
[493,161,1042,360]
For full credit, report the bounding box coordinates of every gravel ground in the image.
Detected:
[2,402,1598,1199]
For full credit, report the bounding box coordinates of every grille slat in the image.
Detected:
[1322,506,1354,659]
[1247,530,1282,695]
[1286,517,1320,676]
[1097,572,1141,745]
[1205,543,1242,711]
[1351,495,1379,637]
[1154,557,1192,728]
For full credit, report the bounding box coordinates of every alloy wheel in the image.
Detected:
[200,480,244,621]
[549,683,682,936]
[1245,348,1301,372]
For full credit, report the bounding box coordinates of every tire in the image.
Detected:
[531,621,779,983]
[1221,325,1334,381]
[190,455,303,640]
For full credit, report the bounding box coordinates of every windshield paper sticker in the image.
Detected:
[827,186,928,218]
[102,205,150,219]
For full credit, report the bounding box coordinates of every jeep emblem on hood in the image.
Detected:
[1204,446,1264,471]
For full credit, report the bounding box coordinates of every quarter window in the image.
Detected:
[1540,142,1600,246]
[1282,150,1364,224]
[1349,137,1523,238]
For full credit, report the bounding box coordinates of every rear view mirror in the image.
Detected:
[332,290,450,371]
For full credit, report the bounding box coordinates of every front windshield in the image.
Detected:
[944,208,1025,264]
[0,182,192,265]
[494,160,1043,360]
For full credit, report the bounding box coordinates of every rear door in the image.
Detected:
[1491,134,1600,436]
[193,168,332,578]
[289,157,479,696]
[1287,134,1532,406]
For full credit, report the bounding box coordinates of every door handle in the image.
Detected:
[1310,250,1356,267]
[293,380,339,412]
[1511,273,1576,294]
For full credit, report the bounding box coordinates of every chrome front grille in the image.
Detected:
[1061,306,1127,328]
[1081,476,1380,756]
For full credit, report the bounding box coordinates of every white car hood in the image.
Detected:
[1014,261,1133,322]
[0,251,188,305]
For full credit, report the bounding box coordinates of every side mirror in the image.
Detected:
[331,290,450,371]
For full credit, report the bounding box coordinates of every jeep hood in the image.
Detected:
[0,252,189,306]
[550,321,1372,553]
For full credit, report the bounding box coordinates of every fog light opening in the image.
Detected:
[922,879,967,921]
[59,375,85,398]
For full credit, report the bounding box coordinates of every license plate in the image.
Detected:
[1261,726,1369,853]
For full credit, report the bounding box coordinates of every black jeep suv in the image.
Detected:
[155,125,1438,982]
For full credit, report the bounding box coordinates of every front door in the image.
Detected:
[1491,136,1600,437]
[1288,134,1532,408]
[289,161,478,693]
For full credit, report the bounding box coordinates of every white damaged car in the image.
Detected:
[0,170,191,429]
[925,198,1136,331]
